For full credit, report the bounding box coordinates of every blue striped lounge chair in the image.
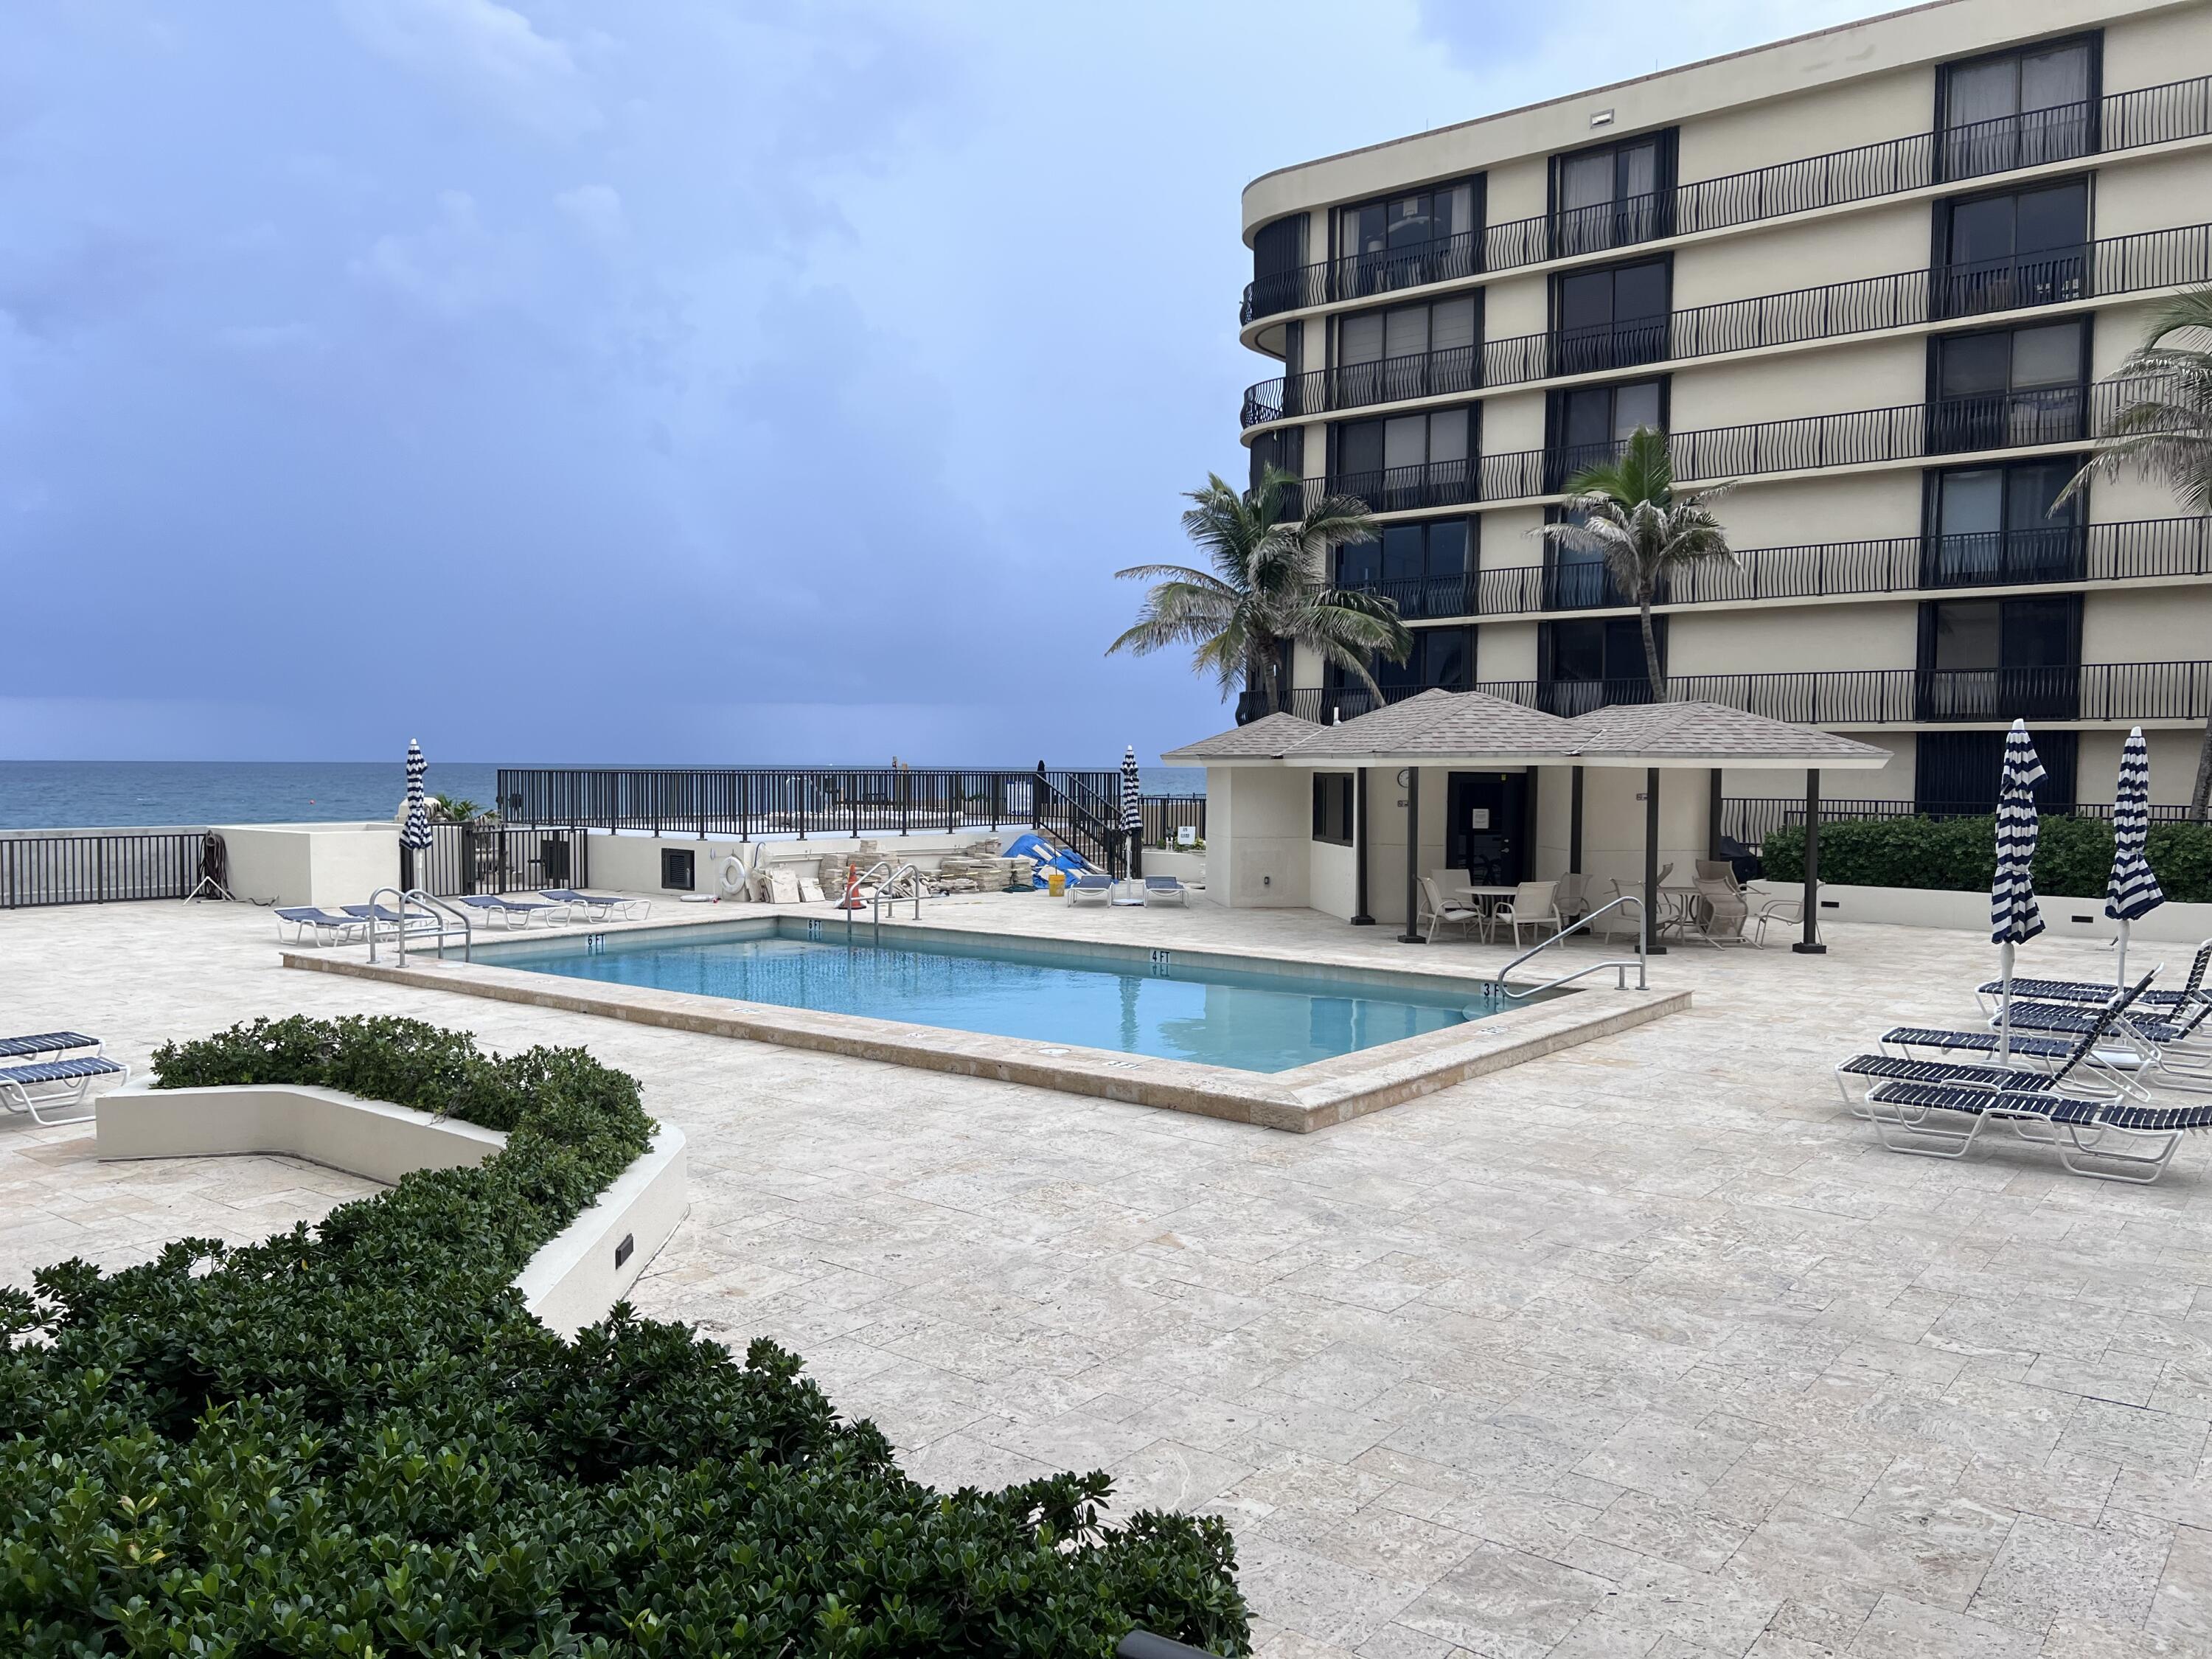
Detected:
[458,894,563,928]
[1994,990,2212,1082]
[276,906,368,946]
[1975,940,2212,1016]
[540,890,650,921]
[0,1031,102,1063]
[1860,1082,2212,1184]
[1835,973,2152,1112]
[1,1054,128,1127]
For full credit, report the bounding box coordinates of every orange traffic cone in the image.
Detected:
[836,860,866,910]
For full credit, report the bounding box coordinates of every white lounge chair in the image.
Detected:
[276,906,369,946]
[1141,876,1188,906]
[1,1054,128,1127]
[1066,873,1113,906]
[1416,875,1481,944]
[541,889,652,922]
[458,894,565,928]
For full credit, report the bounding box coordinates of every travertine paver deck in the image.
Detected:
[3,892,2208,1658]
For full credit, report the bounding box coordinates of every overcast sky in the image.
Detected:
[1,0,1873,764]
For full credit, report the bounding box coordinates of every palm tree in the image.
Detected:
[1108,466,1411,720]
[2062,288,2212,818]
[1534,426,1736,700]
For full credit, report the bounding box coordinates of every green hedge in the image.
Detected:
[0,1015,1248,1657]
[1761,813,2212,902]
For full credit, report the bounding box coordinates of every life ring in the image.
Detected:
[716,854,748,900]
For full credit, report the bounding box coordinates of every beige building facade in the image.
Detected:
[1237,0,2212,858]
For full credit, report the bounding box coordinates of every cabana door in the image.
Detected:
[1446,771,1528,887]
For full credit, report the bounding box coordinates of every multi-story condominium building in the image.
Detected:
[1236,0,2212,834]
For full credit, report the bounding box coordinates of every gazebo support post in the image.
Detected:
[1569,765,1584,874]
[1397,768,1424,945]
[1351,768,1374,925]
[1708,769,1724,863]
[1794,767,1826,955]
[1643,768,1666,955]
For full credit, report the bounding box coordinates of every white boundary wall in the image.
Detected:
[1747,882,2212,944]
[96,1083,689,1339]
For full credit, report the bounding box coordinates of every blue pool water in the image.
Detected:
[486,923,1503,1073]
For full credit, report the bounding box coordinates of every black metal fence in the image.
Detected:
[1241,72,2212,321]
[496,768,1120,843]
[1286,659,2212,727]
[0,830,206,909]
[1141,796,1207,845]
[1719,794,2202,853]
[1243,220,2212,427]
[407,823,591,898]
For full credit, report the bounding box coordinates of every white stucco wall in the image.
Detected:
[217,823,400,908]
[1205,768,1312,908]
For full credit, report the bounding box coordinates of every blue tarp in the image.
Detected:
[1002,832,1091,887]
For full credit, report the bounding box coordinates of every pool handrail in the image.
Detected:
[843,858,900,943]
[872,862,924,939]
[365,886,473,966]
[1498,893,1647,998]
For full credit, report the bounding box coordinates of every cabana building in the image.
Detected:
[1164,692,1893,945]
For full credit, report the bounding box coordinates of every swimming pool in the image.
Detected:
[481,919,1517,1074]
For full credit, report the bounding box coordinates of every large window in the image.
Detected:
[1930,319,2087,452]
[1539,616,1661,713]
[1311,773,1354,846]
[1334,517,1475,619]
[1548,377,1665,488]
[1551,131,1674,257]
[1937,179,2090,317]
[1335,178,1481,298]
[1917,729,2080,810]
[1917,594,2081,718]
[1924,457,2086,585]
[1335,294,1481,404]
[1940,35,2098,181]
[1332,406,1476,511]
[1551,257,1670,375]
[1248,426,1303,498]
[1325,627,1475,706]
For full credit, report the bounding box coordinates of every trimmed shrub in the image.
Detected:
[0,1016,1248,1657]
[1760,813,2212,903]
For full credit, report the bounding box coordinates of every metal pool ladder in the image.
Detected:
[839,860,923,944]
[1498,893,1646,998]
[366,886,474,965]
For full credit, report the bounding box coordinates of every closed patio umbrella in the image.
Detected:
[1121,746,1144,882]
[1991,719,2046,1065]
[2107,726,2163,985]
[401,738,434,891]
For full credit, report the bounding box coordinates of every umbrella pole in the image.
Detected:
[2115,917,2129,989]
[1997,940,2017,1065]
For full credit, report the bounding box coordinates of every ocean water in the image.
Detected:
[0,762,1205,832]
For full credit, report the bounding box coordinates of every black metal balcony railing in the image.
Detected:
[1295,375,2157,515]
[1242,73,2212,323]
[1240,220,2212,428]
[1284,659,2212,728]
[1341,517,2212,621]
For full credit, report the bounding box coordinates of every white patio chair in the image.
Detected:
[1416,875,1481,944]
[1491,880,1562,948]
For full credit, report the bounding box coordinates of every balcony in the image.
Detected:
[1294,376,2153,518]
[1283,658,2212,728]
[1241,72,2212,324]
[1240,220,2212,429]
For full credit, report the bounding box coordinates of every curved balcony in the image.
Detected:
[1283,659,2212,728]
[1241,220,2212,429]
[1242,72,2212,325]
[1290,375,2154,518]
[1335,518,2212,621]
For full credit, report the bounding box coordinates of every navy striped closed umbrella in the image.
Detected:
[2106,726,2163,984]
[1991,720,2046,1062]
[401,739,433,887]
[1121,745,1144,881]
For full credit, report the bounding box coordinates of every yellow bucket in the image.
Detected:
[1046,867,1067,897]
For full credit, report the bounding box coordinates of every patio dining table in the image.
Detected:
[1450,884,1521,939]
